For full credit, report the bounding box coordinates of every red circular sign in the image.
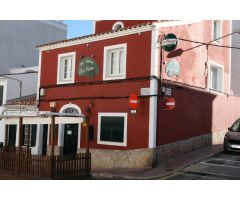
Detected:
[129,94,139,109]
[163,97,176,110]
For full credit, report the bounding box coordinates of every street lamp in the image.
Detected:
[0,74,22,115]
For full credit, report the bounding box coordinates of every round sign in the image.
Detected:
[78,57,99,78]
[129,94,139,109]
[161,33,178,52]
[163,97,176,110]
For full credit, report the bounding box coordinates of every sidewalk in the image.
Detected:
[92,144,223,180]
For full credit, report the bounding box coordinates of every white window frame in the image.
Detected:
[103,43,127,81]
[57,52,76,85]
[208,61,224,93]
[212,20,222,44]
[97,112,128,146]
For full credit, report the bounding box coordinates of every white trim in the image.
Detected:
[97,112,127,147]
[103,43,127,81]
[59,103,81,114]
[57,52,76,85]
[47,124,50,146]
[92,21,96,34]
[208,60,224,93]
[0,79,7,106]
[38,20,201,52]
[39,25,152,51]
[229,20,232,94]
[31,124,42,155]
[112,21,124,31]
[212,20,223,44]
[3,117,83,125]
[36,51,42,102]
[77,124,81,149]
[148,24,159,148]
[58,124,64,147]
[59,103,81,149]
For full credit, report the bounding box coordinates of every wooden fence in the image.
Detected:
[0,149,91,179]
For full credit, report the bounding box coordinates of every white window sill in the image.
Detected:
[103,75,126,81]
[57,79,74,85]
[212,40,222,45]
[97,140,127,147]
[209,88,224,95]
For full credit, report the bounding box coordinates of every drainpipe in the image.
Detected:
[156,36,163,162]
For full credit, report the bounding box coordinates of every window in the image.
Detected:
[213,20,222,43]
[0,85,4,106]
[57,52,76,84]
[112,21,124,31]
[97,113,127,146]
[22,124,37,147]
[209,62,224,92]
[103,44,127,80]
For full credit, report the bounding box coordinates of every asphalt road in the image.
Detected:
[163,151,240,180]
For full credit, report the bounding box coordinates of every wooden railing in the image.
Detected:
[0,149,91,179]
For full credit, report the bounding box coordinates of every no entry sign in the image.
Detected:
[163,97,176,110]
[129,94,139,109]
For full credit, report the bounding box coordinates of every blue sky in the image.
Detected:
[63,20,94,39]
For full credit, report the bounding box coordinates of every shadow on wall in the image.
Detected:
[157,82,217,160]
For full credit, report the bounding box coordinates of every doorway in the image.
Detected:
[42,124,48,155]
[8,125,17,147]
[63,124,78,155]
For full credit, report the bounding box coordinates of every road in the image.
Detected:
[163,151,240,180]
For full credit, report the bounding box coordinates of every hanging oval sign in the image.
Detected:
[161,33,178,52]
[78,57,99,78]
[166,59,180,77]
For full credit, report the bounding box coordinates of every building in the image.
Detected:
[0,20,67,73]
[0,67,39,152]
[3,20,240,169]
[230,20,240,95]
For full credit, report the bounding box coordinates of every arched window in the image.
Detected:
[60,103,81,114]
[62,107,79,114]
[112,21,124,31]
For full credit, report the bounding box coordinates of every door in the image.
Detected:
[42,124,48,155]
[63,124,78,155]
[8,125,17,147]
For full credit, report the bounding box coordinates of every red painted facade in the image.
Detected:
[39,25,152,150]
[39,20,240,156]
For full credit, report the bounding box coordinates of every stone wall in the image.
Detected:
[78,148,157,169]
[79,130,226,169]
[157,130,226,161]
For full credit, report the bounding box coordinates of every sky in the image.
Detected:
[63,20,94,39]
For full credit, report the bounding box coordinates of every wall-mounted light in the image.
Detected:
[50,101,56,108]
[40,88,45,96]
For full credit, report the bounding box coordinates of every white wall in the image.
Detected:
[3,66,38,101]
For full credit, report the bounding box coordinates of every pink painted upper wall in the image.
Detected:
[160,20,231,93]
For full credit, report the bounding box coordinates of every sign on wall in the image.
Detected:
[166,59,180,77]
[78,57,99,78]
[161,33,178,52]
